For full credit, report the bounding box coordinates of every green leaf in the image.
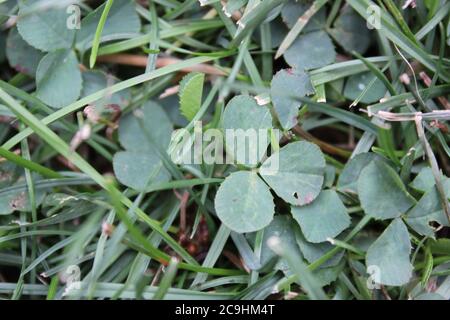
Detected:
[6,26,44,77]
[429,238,450,255]
[281,0,327,32]
[113,151,170,192]
[311,262,345,287]
[343,72,387,104]
[17,0,76,52]
[295,229,344,267]
[223,95,273,167]
[76,0,141,53]
[358,160,416,219]
[329,5,370,54]
[337,152,384,194]
[366,218,413,286]
[291,190,351,243]
[229,0,285,47]
[179,72,205,121]
[35,49,82,109]
[284,30,336,70]
[254,19,288,50]
[267,231,329,300]
[118,101,173,152]
[405,179,450,238]
[409,167,437,193]
[0,162,20,189]
[214,171,275,233]
[260,141,325,206]
[271,223,345,289]
[270,68,315,129]
[324,165,336,188]
[80,70,131,109]
[276,0,329,59]
[259,215,302,272]
[114,101,173,191]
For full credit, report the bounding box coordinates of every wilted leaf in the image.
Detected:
[291,190,351,243]
[215,171,275,233]
[366,218,413,286]
[260,141,325,206]
[270,68,314,130]
[358,160,416,219]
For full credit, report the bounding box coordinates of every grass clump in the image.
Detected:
[0,0,449,300]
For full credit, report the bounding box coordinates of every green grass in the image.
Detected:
[0,0,449,300]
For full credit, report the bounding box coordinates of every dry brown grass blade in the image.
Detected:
[292,125,352,158]
[97,54,226,76]
[419,72,450,110]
